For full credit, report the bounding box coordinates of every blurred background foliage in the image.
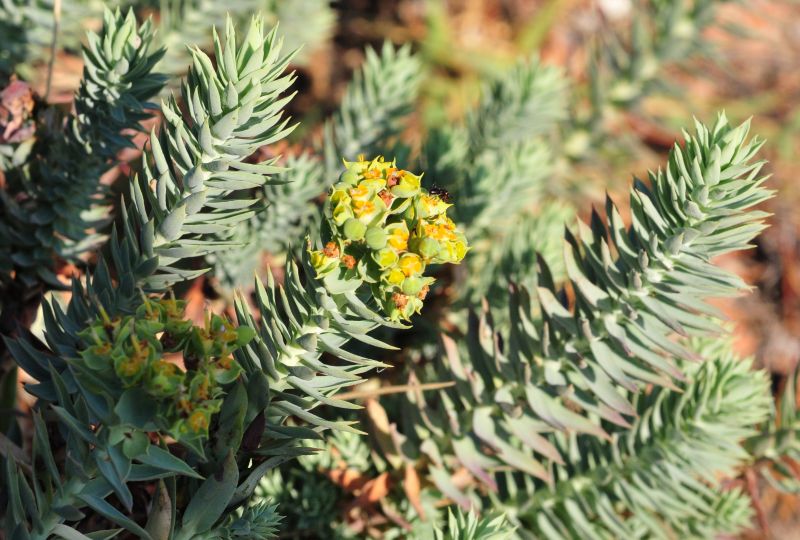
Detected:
[4,0,800,538]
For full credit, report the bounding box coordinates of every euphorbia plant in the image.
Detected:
[311,156,468,321]
[0,11,468,539]
[2,2,797,539]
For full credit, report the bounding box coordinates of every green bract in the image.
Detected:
[310,156,469,321]
[76,296,252,445]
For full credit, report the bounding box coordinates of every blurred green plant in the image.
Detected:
[0,0,108,77]
[1,8,165,294]
[0,0,333,93]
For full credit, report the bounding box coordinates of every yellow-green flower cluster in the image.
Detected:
[77,297,254,443]
[310,156,468,321]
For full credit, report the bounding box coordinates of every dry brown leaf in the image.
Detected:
[328,467,369,493]
[360,472,391,504]
[403,463,425,520]
[365,398,402,469]
[0,78,36,143]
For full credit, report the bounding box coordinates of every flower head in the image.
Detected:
[315,156,469,321]
[78,294,254,447]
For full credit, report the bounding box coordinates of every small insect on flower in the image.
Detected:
[428,184,451,203]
